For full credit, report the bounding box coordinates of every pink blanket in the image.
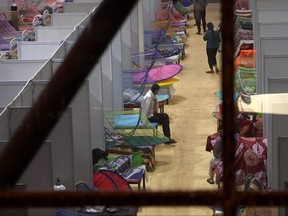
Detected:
[132,64,182,84]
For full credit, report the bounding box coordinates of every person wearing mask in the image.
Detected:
[203,22,221,74]
[141,84,177,144]
[194,0,208,35]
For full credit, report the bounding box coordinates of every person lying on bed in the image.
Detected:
[141,83,177,144]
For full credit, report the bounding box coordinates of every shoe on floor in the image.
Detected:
[193,24,197,26]
[196,32,201,35]
[207,178,215,184]
[165,138,177,144]
[206,70,214,74]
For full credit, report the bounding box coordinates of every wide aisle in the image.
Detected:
[137,3,222,216]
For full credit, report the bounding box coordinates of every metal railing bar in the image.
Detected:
[0,191,288,208]
[221,0,238,215]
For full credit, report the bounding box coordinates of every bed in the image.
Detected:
[235,66,257,95]
[234,49,256,73]
[153,6,187,34]
[104,110,169,149]
[234,28,253,58]
[0,13,22,39]
[132,64,181,85]
[212,136,267,187]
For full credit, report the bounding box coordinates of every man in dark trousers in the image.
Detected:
[203,22,221,74]
[141,84,177,144]
[194,0,208,35]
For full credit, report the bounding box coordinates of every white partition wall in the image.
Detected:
[0,107,74,215]
[101,46,113,110]
[0,60,46,81]
[112,31,124,110]
[142,0,153,30]
[138,0,145,52]
[255,0,288,9]
[63,2,99,13]
[0,1,8,11]
[35,26,76,42]
[121,13,133,70]
[253,0,288,92]
[253,0,288,196]
[17,41,62,60]
[0,140,54,215]
[88,62,105,149]
[4,79,92,185]
[0,0,148,206]
[72,0,100,2]
[11,107,75,190]
[51,13,89,27]
[0,81,26,107]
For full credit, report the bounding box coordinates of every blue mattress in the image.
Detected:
[114,114,158,128]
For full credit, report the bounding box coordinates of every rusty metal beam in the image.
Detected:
[221,0,237,214]
[0,191,223,208]
[0,0,138,189]
[0,191,287,208]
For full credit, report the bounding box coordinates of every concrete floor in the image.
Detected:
[137,3,222,216]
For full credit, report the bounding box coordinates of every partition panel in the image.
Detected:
[0,60,46,81]
[269,103,288,190]
[87,62,104,150]
[6,80,92,185]
[121,13,132,70]
[138,0,145,52]
[258,9,288,23]
[0,81,26,107]
[17,41,62,60]
[266,77,288,190]
[251,0,288,192]
[6,107,75,191]
[259,23,288,38]
[65,29,80,42]
[264,55,288,80]
[112,31,123,110]
[101,45,113,110]
[0,140,54,216]
[142,0,152,30]
[63,2,99,13]
[35,26,75,42]
[256,0,288,9]
[51,13,89,27]
[33,60,53,81]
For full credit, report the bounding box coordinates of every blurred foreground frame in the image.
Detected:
[0,0,287,215]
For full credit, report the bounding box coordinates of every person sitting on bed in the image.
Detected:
[141,83,177,144]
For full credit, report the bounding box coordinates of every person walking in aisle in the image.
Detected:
[203,22,221,74]
[194,0,208,34]
[141,84,177,144]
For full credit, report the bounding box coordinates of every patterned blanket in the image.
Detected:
[212,136,267,186]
